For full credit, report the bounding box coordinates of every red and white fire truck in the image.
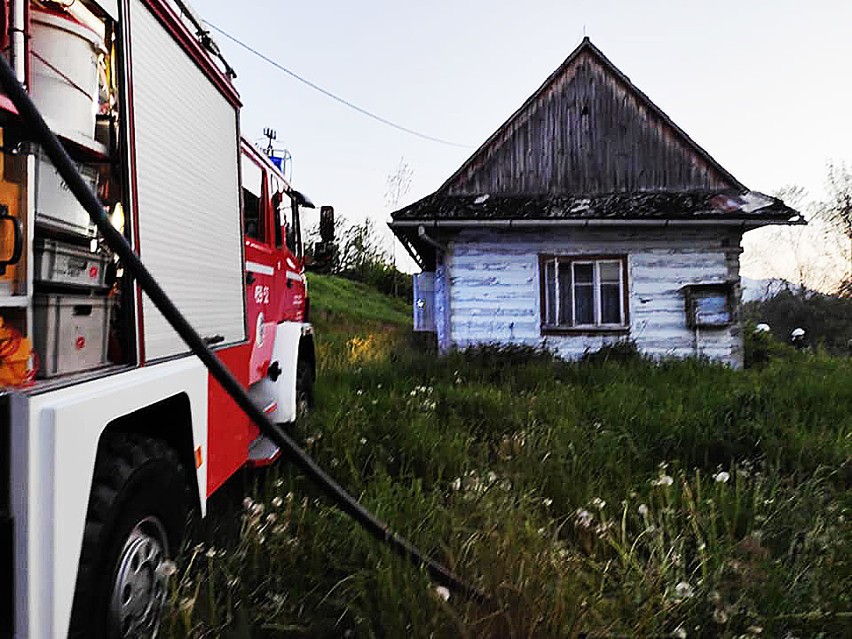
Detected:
[0,0,319,636]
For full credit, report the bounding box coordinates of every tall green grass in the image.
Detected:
[166,277,851,638]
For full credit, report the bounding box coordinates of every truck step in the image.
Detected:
[247,434,281,467]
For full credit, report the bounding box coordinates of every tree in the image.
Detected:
[384,156,414,210]
[820,162,852,295]
[384,157,415,295]
[740,185,843,295]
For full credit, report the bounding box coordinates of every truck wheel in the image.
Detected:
[296,357,314,418]
[68,434,191,639]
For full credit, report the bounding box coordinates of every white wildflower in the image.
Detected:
[359,437,367,445]
[590,497,606,510]
[487,471,497,484]
[205,547,217,559]
[672,625,688,639]
[434,585,450,601]
[713,471,730,484]
[638,503,649,516]
[265,513,277,525]
[271,496,283,508]
[674,581,694,599]
[542,498,553,508]
[652,474,674,487]
[747,625,763,635]
[450,477,462,491]
[574,509,594,528]
[356,389,363,396]
[157,560,178,578]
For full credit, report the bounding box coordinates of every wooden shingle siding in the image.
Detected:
[442,228,743,367]
[444,50,736,197]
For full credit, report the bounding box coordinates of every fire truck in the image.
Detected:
[0,0,319,636]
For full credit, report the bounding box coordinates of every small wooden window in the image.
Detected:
[540,255,629,332]
[684,284,733,328]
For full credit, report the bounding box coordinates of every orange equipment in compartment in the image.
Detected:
[0,315,35,385]
[0,128,23,296]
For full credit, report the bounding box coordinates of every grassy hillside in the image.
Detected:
[307,273,410,332]
[166,275,851,638]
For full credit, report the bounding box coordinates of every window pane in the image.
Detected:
[558,263,572,325]
[544,260,556,324]
[695,294,730,325]
[599,261,621,284]
[601,283,622,324]
[574,284,594,324]
[573,262,593,284]
[243,188,262,240]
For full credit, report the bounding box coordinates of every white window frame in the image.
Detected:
[541,255,628,331]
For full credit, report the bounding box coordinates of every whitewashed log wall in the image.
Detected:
[436,227,744,367]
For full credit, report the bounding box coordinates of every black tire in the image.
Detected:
[68,434,191,639]
[296,357,314,418]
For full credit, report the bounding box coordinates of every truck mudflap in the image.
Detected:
[0,392,12,638]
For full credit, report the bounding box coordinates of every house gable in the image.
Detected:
[442,38,744,196]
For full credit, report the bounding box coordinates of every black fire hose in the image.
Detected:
[0,54,487,604]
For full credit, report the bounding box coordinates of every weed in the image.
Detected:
[165,277,852,638]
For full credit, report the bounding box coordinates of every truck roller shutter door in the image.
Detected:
[129,0,245,360]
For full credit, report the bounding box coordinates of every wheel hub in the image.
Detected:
[109,517,170,638]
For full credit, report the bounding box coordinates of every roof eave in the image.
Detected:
[390,216,800,230]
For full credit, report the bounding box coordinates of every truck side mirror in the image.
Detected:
[319,205,334,243]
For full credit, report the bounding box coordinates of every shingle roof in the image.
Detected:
[390,190,802,224]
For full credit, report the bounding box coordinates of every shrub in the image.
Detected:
[743,290,852,355]
[580,339,644,365]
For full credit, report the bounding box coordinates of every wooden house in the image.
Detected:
[389,38,802,366]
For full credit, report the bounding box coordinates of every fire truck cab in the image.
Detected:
[0,0,316,637]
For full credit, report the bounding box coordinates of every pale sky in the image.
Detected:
[194,0,852,283]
